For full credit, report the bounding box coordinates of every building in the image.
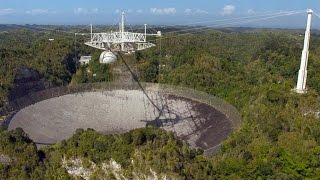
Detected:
[79,56,92,65]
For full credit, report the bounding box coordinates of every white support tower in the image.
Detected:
[295,9,313,93]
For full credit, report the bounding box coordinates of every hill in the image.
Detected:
[1,26,320,179]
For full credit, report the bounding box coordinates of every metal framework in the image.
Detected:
[83,12,161,53]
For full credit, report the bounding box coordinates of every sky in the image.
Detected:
[0,0,319,28]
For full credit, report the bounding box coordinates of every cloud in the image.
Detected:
[26,9,56,15]
[222,5,236,15]
[0,8,15,15]
[184,8,208,15]
[74,8,99,15]
[247,9,255,15]
[91,8,99,14]
[27,9,48,14]
[115,9,143,14]
[74,8,87,15]
[184,9,192,14]
[150,8,176,15]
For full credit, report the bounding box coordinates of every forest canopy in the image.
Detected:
[1,26,320,179]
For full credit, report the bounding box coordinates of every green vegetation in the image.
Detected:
[1,27,320,179]
[70,58,114,84]
[43,128,209,179]
[136,30,320,178]
[0,29,113,105]
[0,127,209,179]
[0,128,40,179]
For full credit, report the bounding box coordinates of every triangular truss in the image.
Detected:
[83,12,161,53]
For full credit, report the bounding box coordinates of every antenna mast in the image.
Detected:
[90,24,93,41]
[121,12,125,51]
[295,9,313,93]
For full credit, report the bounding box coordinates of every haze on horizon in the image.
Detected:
[0,0,319,28]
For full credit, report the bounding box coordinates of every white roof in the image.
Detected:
[79,56,92,64]
[80,56,92,60]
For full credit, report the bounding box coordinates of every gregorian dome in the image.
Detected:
[99,51,117,64]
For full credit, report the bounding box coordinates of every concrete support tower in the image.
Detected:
[295,9,313,93]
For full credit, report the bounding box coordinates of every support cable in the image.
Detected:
[5,23,91,36]
[163,10,305,34]
[314,12,320,19]
[117,52,163,114]
[74,34,77,66]
[129,10,305,32]
[147,11,304,42]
